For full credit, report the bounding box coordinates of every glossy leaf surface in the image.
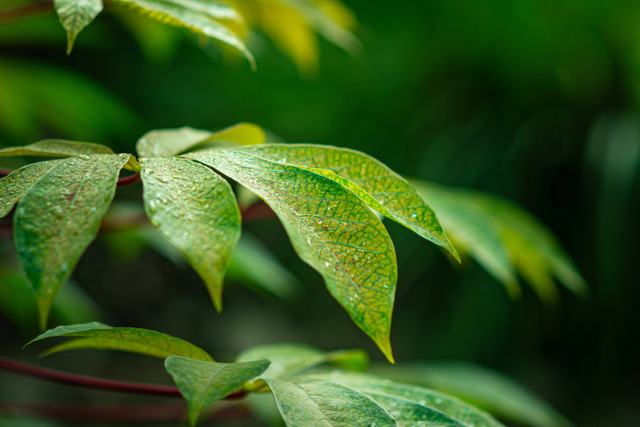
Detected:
[53,0,104,53]
[28,321,213,361]
[0,139,114,158]
[0,161,60,218]
[140,157,241,311]
[242,144,457,259]
[165,356,270,426]
[188,150,397,362]
[14,154,130,328]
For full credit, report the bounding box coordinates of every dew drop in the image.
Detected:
[434,397,442,405]
[418,399,426,406]
[145,168,154,175]
[307,237,313,245]
[324,261,331,268]
[411,212,418,218]
[148,200,158,212]
[182,231,191,240]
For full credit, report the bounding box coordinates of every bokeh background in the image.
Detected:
[1,0,639,425]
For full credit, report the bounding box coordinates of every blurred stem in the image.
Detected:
[0,1,53,25]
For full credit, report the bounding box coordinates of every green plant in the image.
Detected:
[0,1,586,426]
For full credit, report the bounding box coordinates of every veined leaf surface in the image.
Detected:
[188,150,397,362]
[267,377,397,427]
[0,139,114,158]
[14,154,130,329]
[0,161,61,219]
[28,321,213,362]
[165,356,270,426]
[111,0,255,67]
[53,0,104,53]
[140,157,241,311]
[240,144,458,259]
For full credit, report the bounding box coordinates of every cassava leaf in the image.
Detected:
[165,356,270,426]
[53,0,104,53]
[267,377,397,427]
[110,0,255,67]
[14,154,130,329]
[28,321,214,361]
[0,139,114,158]
[140,157,241,311]
[240,144,458,260]
[0,160,61,219]
[187,150,397,362]
[136,122,265,158]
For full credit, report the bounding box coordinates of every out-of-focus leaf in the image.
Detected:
[110,0,255,67]
[413,181,586,301]
[165,356,270,426]
[188,150,397,362]
[0,139,114,158]
[28,321,214,362]
[226,233,300,300]
[267,377,396,427]
[243,144,458,259]
[373,361,572,427]
[53,0,103,53]
[14,154,130,329]
[0,160,61,219]
[140,157,241,311]
[136,122,264,158]
[310,370,501,427]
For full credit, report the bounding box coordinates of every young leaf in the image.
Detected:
[187,150,397,362]
[110,0,255,67]
[165,356,270,426]
[14,154,131,329]
[239,144,458,260]
[140,157,241,311]
[267,377,397,427]
[0,161,61,219]
[53,0,104,54]
[136,122,265,158]
[0,139,114,158]
[27,321,214,362]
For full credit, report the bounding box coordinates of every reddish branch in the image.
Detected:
[0,1,53,25]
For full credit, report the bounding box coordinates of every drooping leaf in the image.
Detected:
[110,0,255,67]
[0,139,114,158]
[413,181,586,301]
[240,144,458,260]
[374,361,571,427]
[187,150,397,362]
[310,371,501,427]
[14,154,131,329]
[53,0,104,53]
[0,160,61,219]
[140,157,241,311]
[165,356,270,426]
[136,122,265,158]
[267,377,397,427]
[27,321,214,361]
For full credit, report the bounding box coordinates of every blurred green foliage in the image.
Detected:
[1,0,639,426]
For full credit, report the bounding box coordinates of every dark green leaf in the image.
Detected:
[140,157,241,311]
[53,0,104,53]
[0,160,61,219]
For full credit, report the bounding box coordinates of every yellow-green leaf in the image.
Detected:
[165,356,270,426]
[240,144,458,260]
[14,154,131,329]
[27,321,214,362]
[0,161,61,219]
[140,157,241,311]
[53,0,104,54]
[187,150,397,362]
[0,139,114,158]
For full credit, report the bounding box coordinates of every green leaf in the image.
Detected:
[140,157,241,311]
[187,150,397,362]
[136,123,265,158]
[0,161,61,219]
[110,0,255,67]
[14,154,130,329]
[375,361,571,427]
[311,371,502,427]
[240,144,458,260]
[27,321,213,361]
[413,181,586,301]
[165,356,270,426]
[53,0,104,54]
[267,377,397,427]
[0,139,114,158]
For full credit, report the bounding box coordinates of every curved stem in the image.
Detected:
[0,1,53,25]
[117,172,141,187]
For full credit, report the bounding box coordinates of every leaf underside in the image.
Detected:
[187,149,397,362]
[53,0,104,53]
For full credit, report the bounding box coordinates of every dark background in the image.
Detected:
[1,0,639,425]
